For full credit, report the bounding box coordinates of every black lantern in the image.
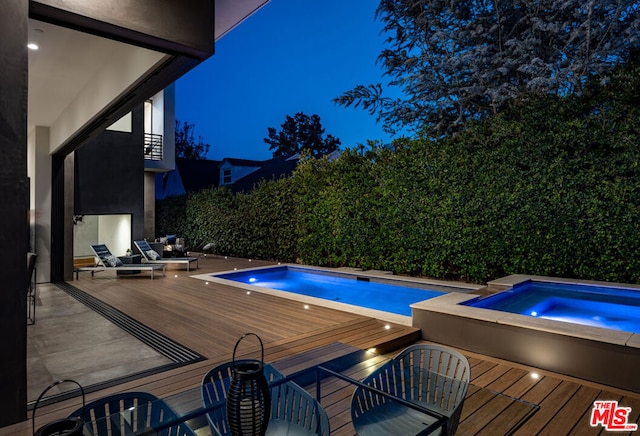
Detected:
[226,333,271,436]
[33,380,85,436]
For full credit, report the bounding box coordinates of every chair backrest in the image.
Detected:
[90,244,112,266]
[393,343,470,409]
[134,240,155,261]
[201,362,329,436]
[201,361,285,436]
[27,252,37,290]
[352,344,470,436]
[68,391,196,436]
[269,377,330,436]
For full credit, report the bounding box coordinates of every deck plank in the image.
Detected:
[513,380,581,435]
[546,384,602,435]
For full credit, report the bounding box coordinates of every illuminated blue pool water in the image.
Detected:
[462,281,640,333]
[214,266,446,316]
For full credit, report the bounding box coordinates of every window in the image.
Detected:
[223,169,231,184]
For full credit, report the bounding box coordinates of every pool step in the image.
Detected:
[256,318,421,371]
[334,267,363,273]
[360,269,394,276]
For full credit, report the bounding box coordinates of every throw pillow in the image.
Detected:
[166,234,177,244]
[105,255,123,267]
[146,250,160,260]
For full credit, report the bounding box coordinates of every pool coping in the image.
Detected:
[191,264,484,327]
[411,274,640,392]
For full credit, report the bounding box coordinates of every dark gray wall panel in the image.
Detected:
[74,108,145,243]
[0,0,29,426]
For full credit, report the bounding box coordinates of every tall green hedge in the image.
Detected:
[157,58,640,283]
[157,179,297,262]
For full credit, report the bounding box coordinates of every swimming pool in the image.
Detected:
[461,280,640,333]
[194,265,483,325]
[411,275,640,393]
[214,266,446,317]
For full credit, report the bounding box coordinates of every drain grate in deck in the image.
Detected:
[56,282,204,364]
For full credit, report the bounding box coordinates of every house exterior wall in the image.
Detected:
[0,1,29,426]
[31,127,52,283]
[74,107,145,247]
[144,85,176,173]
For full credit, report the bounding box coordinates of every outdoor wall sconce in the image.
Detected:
[227,333,271,436]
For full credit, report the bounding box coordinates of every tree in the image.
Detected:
[175,119,210,160]
[264,112,341,158]
[335,0,640,136]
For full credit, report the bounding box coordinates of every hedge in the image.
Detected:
[157,58,640,283]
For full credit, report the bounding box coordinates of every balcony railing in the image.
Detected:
[144,133,163,160]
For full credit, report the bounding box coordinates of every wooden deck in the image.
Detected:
[4,255,640,435]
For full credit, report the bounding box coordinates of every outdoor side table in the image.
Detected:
[117,254,141,275]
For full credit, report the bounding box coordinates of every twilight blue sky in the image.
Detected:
[175,0,397,161]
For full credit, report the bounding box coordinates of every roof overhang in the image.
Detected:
[28,0,269,155]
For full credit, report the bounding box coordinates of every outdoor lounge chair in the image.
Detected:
[75,244,165,279]
[68,391,196,436]
[201,360,330,436]
[134,239,199,271]
[351,343,470,436]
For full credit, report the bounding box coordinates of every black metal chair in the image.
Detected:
[351,344,470,436]
[27,252,37,325]
[68,391,196,436]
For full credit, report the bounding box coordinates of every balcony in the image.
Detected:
[144,133,163,161]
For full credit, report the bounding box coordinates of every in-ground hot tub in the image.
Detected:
[411,275,640,392]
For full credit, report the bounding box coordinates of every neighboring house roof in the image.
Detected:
[229,157,299,193]
[156,151,341,198]
[177,158,221,192]
[220,157,265,167]
[156,158,220,199]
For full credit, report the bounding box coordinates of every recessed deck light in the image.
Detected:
[303,304,310,309]
[384,324,391,330]
[530,372,540,379]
